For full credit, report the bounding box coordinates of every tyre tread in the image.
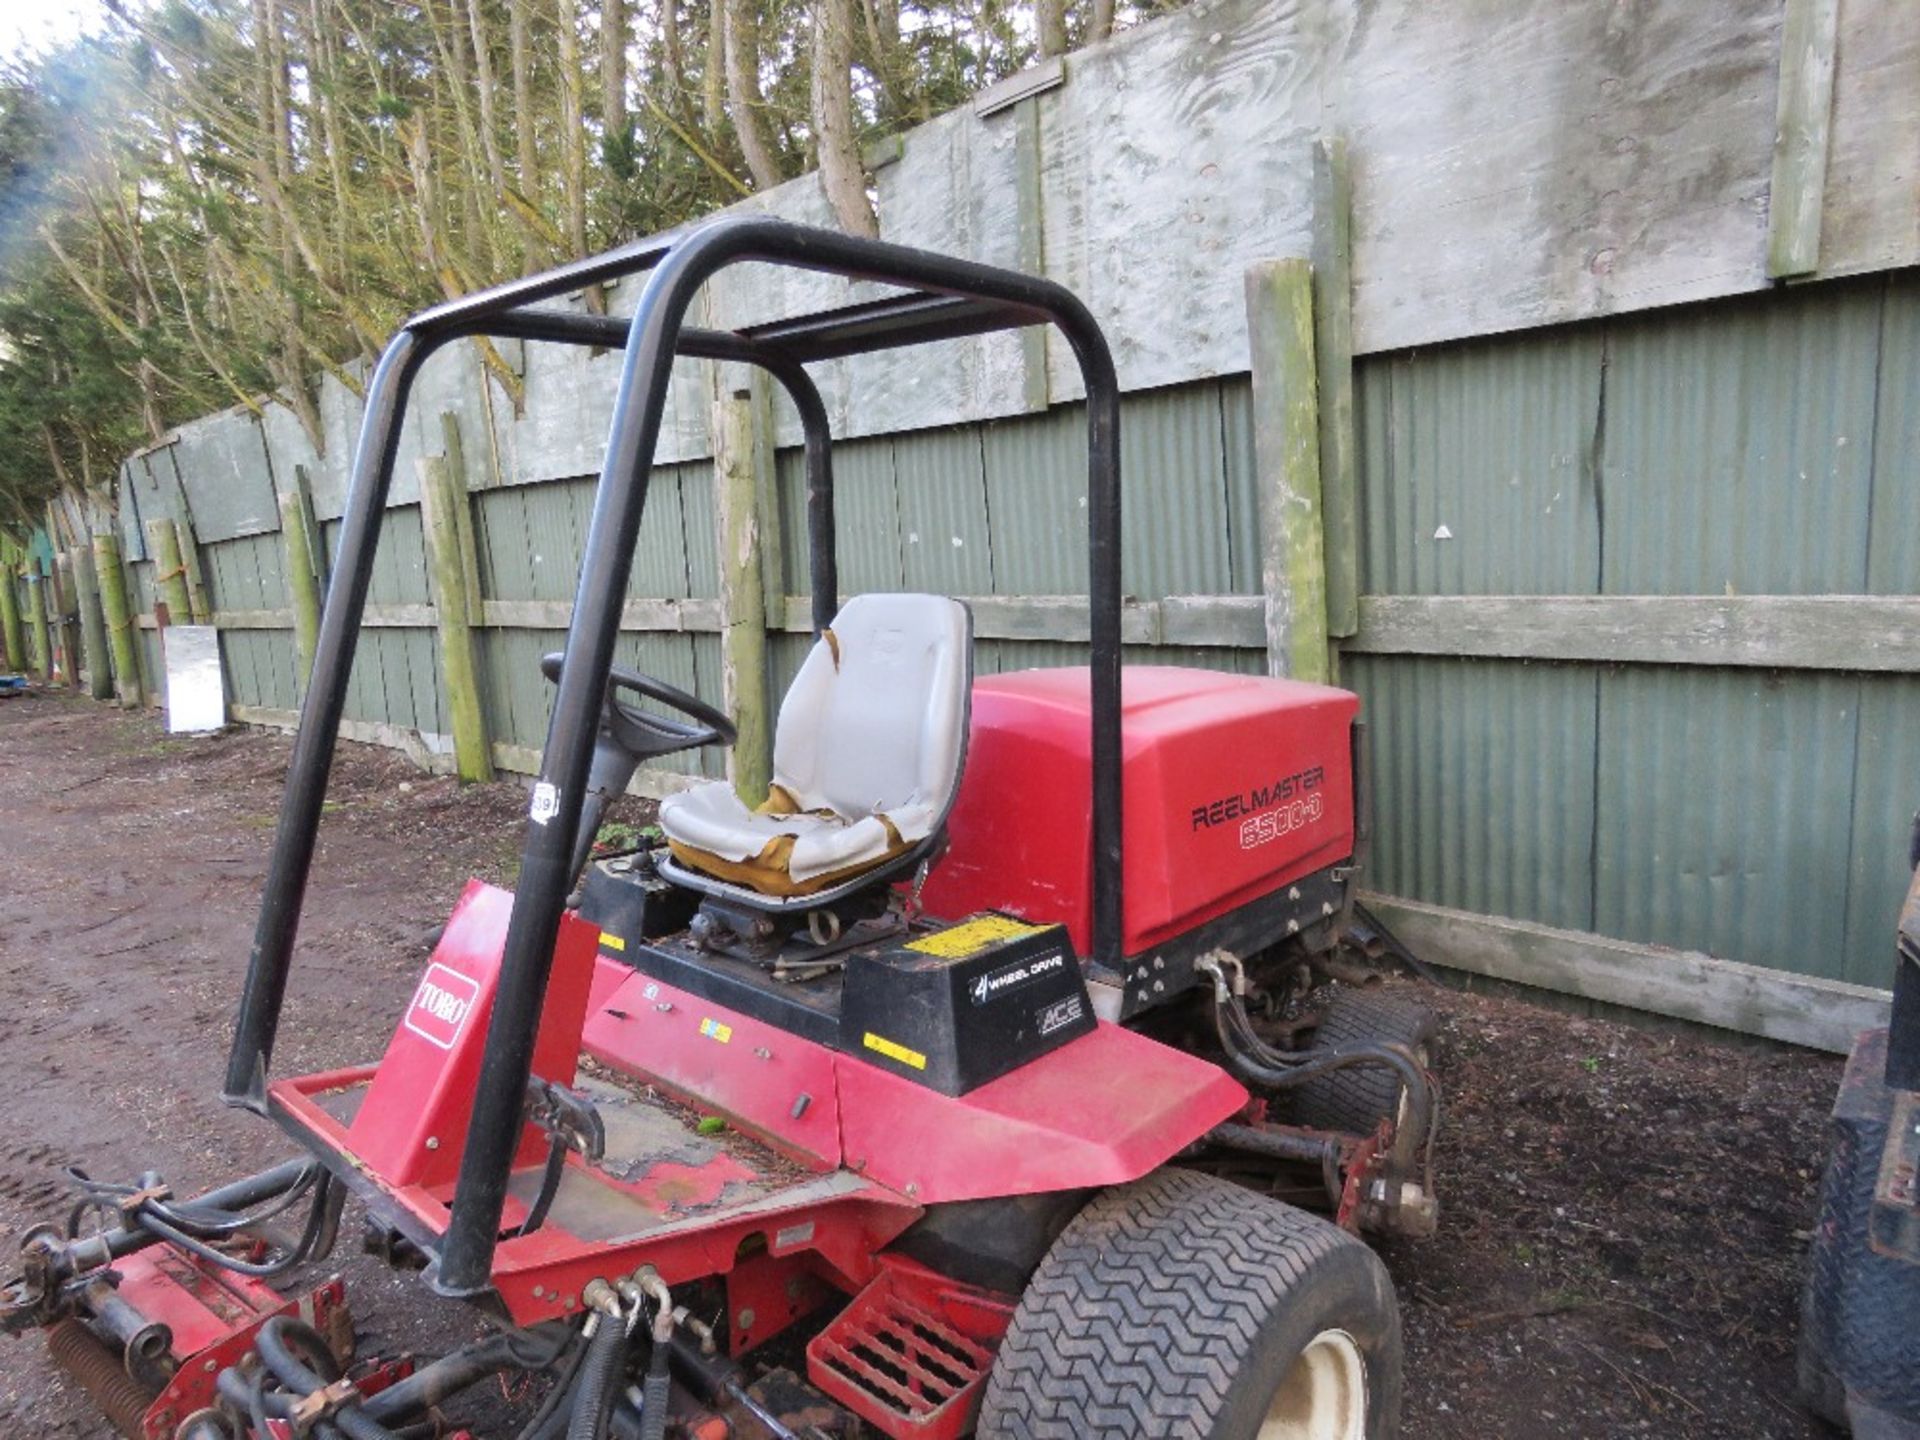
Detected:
[978,1168,1389,1439]
[1290,988,1437,1136]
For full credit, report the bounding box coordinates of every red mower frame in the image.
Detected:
[222,215,1134,1303]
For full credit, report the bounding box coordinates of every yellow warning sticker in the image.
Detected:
[699,1018,733,1044]
[906,914,1045,959]
[863,1032,928,1071]
[598,931,627,952]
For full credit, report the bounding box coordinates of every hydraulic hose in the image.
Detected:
[638,1339,670,1440]
[1208,981,1440,1187]
[566,1313,630,1440]
[254,1316,406,1440]
[512,1329,590,1440]
[130,1173,342,1279]
[362,1324,573,1425]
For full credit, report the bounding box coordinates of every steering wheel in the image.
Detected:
[540,652,736,761]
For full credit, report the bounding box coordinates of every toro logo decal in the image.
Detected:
[404,963,481,1050]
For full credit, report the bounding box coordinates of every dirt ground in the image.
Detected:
[0,691,1845,1438]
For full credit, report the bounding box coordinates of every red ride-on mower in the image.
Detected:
[3,218,1439,1440]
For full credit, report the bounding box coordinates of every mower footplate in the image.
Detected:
[500,1068,830,1243]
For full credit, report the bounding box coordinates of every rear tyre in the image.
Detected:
[1289,988,1436,1136]
[976,1168,1401,1439]
[1799,1032,1920,1430]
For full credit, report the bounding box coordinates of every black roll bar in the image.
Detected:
[220,214,1124,1300]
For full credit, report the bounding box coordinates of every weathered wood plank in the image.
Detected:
[1013,96,1050,413]
[209,610,295,630]
[1245,259,1330,683]
[1817,0,1920,279]
[70,544,113,701]
[278,484,323,696]
[490,741,703,799]
[1350,594,1920,671]
[712,384,772,801]
[1767,0,1841,277]
[232,704,456,775]
[0,542,24,674]
[774,593,1265,648]
[145,518,193,629]
[211,604,434,630]
[420,454,494,783]
[1363,892,1889,1054]
[1312,138,1359,640]
[480,597,726,632]
[174,515,213,625]
[363,604,439,629]
[90,533,143,708]
[23,568,50,679]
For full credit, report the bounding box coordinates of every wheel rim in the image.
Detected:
[1259,1328,1368,1440]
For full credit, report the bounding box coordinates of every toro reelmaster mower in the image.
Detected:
[3,218,1440,1440]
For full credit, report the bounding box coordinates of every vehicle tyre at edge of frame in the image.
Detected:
[1288,987,1438,1138]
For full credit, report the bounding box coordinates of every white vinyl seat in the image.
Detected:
[657,594,972,902]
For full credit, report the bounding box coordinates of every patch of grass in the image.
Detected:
[595,819,643,851]
[593,819,662,852]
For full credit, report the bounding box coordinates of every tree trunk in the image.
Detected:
[1090,0,1115,43]
[1036,0,1068,57]
[859,0,909,122]
[509,0,543,273]
[603,0,629,145]
[723,0,783,190]
[811,0,875,235]
[553,0,600,309]
[703,0,726,138]
[660,0,688,119]
[465,0,509,197]
[304,0,355,301]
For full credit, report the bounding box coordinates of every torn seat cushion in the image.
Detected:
[659,593,970,896]
[663,784,908,897]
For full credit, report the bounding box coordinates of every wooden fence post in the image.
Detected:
[24,565,51,681]
[1312,137,1359,645]
[419,453,493,783]
[92,531,144,708]
[279,483,324,698]
[1767,0,1839,279]
[1244,258,1330,684]
[438,414,486,611]
[0,549,23,674]
[175,515,213,624]
[146,517,194,627]
[713,384,772,803]
[71,543,114,700]
[51,550,78,685]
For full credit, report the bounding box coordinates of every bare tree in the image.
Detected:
[1035,0,1067,56]
[464,0,509,198]
[811,0,875,234]
[723,0,784,190]
[603,0,629,142]
[702,0,726,136]
[509,0,542,269]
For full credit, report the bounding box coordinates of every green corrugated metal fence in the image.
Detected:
[81,267,1920,1026]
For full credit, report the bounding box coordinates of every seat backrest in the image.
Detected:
[772,594,972,840]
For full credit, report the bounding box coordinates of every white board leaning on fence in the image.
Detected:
[164,625,227,734]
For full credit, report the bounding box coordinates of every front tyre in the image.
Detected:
[976,1169,1402,1439]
